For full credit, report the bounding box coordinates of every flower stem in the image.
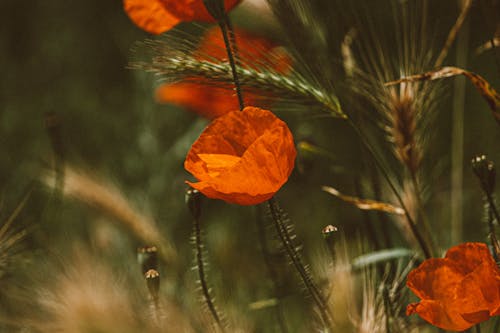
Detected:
[218,17,245,110]
[193,212,226,332]
[347,118,434,259]
[267,198,334,331]
[255,205,289,333]
[202,0,244,110]
[187,189,226,332]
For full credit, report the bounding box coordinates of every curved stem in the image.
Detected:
[193,215,225,332]
[255,206,289,333]
[347,119,433,258]
[267,198,334,331]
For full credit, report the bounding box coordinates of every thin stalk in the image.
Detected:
[434,0,472,67]
[485,191,500,224]
[255,206,289,333]
[409,172,436,254]
[450,1,469,244]
[218,17,244,110]
[202,0,244,109]
[347,119,434,258]
[267,198,334,331]
[193,215,225,332]
[354,179,381,251]
[487,210,500,261]
[370,166,393,249]
[224,16,240,67]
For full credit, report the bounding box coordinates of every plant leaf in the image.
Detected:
[321,186,404,215]
[351,248,414,270]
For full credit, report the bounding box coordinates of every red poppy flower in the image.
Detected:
[184,106,296,205]
[406,242,500,331]
[155,27,292,119]
[124,0,241,35]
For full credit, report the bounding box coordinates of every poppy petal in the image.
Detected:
[407,300,474,331]
[123,0,180,35]
[407,242,500,330]
[406,258,463,300]
[185,107,296,205]
[445,242,494,275]
[456,260,500,317]
[159,0,241,22]
[155,82,248,119]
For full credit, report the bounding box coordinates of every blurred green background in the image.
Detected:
[0,1,499,331]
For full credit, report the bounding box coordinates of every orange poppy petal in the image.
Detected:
[186,180,273,205]
[407,242,500,330]
[154,27,292,119]
[155,82,246,119]
[190,124,295,200]
[445,242,494,275]
[197,153,241,178]
[185,107,296,205]
[196,26,293,74]
[456,260,500,317]
[407,300,474,331]
[159,0,241,22]
[406,258,463,301]
[123,0,180,35]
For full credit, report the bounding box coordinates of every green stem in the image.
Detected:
[255,206,289,333]
[485,191,500,225]
[193,214,225,332]
[347,119,433,258]
[409,172,436,253]
[267,198,334,331]
[218,17,245,110]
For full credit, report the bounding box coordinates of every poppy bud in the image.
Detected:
[185,188,202,219]
[322,224,338,239]
[322,225,338,261]
[472,155,496,195]
[137,246,158,275]
[145,269,160,300]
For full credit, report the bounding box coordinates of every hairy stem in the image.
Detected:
[255,206,289,333]
[267,198,334,331]
[193,215,225,332]
[218,15,244,110]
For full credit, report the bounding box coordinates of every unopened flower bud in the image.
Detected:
[472,155,496,194]
[322,225,338,262]
[137,246,158,275]
[323,225,338,239]
[145,269,160,300]
[186,188,202,219]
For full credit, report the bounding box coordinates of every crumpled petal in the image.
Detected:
[407,258,463,301]
[123,0,180,35]
[406,242,500,332]
[184,107,296,205]
[407,300,473,332]
[159,0,241,22]
[445,242,494,275]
